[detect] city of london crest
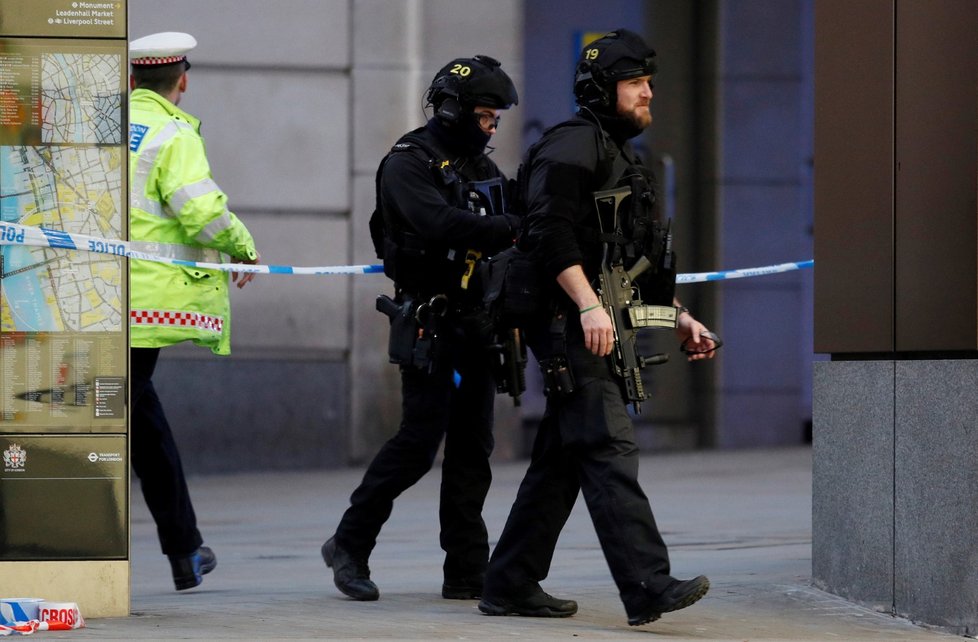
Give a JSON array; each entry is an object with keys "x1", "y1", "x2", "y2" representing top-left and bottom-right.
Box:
[{"x1": 3, "y1": 444, "x2": 26, "y2": 469}]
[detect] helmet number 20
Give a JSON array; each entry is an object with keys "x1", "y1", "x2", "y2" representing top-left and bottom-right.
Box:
[{"x1": 450, "y1": 64, "x2": 471, "y2": 77}]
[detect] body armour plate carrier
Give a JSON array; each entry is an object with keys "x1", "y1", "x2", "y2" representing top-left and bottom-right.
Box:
[{"x1": 369, "y1": 131, "x2": 506, "y2": 297}]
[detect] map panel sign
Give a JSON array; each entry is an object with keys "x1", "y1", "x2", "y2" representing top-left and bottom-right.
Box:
[
  {"x1": 0, "y1": 37, "x2": 126, "y2": 433},
  {"x1": 0, "y1": 1, "x2": 125, "y2": 39}
]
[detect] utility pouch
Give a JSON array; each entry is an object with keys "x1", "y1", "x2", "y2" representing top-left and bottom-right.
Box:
[
  {"x1": 490, "y1": 327, "x2": 528, "y2": 406},
  {"x1": 539, "y1": 355, "x2": 575, "y2": 397},
  {"x1": 483, "y1": 246, "x2": 549, "y2": 323},
  {"x1": 412, "y1": 294, "x2": 449, "y2": 372},
  {"x1": 412, "y1": 333, "x2": 434, "y2": 371}
]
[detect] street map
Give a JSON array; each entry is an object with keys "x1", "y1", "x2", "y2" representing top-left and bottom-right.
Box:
[
  {"x1": 41, "y1": 52, "x2": 122, "y2": 144},
  {"x1": 1, "y1": 144, "x2": 124, "y2": 332}
]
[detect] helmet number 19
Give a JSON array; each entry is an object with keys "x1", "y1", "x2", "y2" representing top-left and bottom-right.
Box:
[{"x1": 584, "y1": 48, "x2": 599, "y2": 60}]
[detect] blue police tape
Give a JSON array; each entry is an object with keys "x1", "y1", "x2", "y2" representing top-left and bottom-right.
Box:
[
  {"x1": 0, "y1": 221, "x2": 811, "y2": 282},
  {"x1": 0, "y1": 221, "x2": 383, "y2": 275},
  {"x1": 677, "y1": 260, "x2": 813, "y2": 284}
]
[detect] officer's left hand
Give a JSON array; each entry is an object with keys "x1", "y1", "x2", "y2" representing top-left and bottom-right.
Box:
[
  {"x1": 676, "y1": 314, "x2": 717, "y2": 362},
  {"x1": 231, "y1": 253, "x2": 260, "y2": 289}
]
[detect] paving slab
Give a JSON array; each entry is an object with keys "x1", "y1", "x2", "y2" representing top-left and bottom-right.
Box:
[{"x1": 39, "y1": 447, "x2": 959, "y2": 640}]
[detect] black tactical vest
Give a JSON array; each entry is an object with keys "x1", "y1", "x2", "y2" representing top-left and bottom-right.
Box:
[{"x1": 369, "y1": 128, "x2": 502, "y2": 298}]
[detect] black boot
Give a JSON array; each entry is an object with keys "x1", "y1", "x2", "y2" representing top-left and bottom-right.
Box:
[
  {"x1": 627, "y1": 575, "x2": 710, "y2": 626},
  {"x1": 168, "y1": 545, "x2": 217, "y2": 591},
  {"x1": 442, "y1": 574, "x2": 484, "y2": 600},
  {"x1": 321, "y1": 536, "x2": 379, "y2": 601},
  {"x1": 478, "y1": 588, "x2": 577, "y2": 617}
]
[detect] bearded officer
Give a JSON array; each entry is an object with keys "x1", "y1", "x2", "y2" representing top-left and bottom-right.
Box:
[{"x1": 479, "y1": 29, "x2": 715, "y2": 626}]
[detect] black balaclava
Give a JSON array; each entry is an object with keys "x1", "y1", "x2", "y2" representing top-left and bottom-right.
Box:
[
  {"x1": 427, "y1": 113, "x2": 492, "y2": 157},
  {"x1": 425, "y1": 55, "x2": 518, "y2": 156}
]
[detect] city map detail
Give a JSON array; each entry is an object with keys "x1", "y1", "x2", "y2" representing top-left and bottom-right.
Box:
[
  {"x1": 41, "y1": 52, "x2": 122, "y2": 144},
  {"x1": 1, "y1": 144, "x2": 123, "y2": 332}
]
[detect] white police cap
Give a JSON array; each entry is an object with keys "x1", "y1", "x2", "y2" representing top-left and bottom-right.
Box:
[{"x1": 130, "y1": 32, "x2": 197, "y2": 67}]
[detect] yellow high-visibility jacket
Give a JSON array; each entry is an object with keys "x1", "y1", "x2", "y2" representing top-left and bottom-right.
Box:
[{"x1": 129, "y1": 88, "x2": 257, "y2": 355}]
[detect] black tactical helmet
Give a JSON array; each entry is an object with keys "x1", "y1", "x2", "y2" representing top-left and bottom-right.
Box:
[
  {"x1": 426, "y1": 55, "x2": 518, "y2": 124},
  {"x1": 574, "y1": 29, "x2": 657, "y2": 111}
]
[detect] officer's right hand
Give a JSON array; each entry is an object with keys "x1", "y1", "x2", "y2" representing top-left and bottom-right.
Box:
[
  {"x1": 231, "y1": 252, "x2": 260, "y2": 289},
  {"x1": 581, "y1": 306, "x2": 614, "y2": 357}
]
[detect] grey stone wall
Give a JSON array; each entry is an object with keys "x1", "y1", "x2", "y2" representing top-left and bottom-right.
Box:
[
  {"x1": 812, "y1": 361, "x2": 893, "y2": 610},
  {"x1": 154, "y1": 355, "x2": 348, "y2": 474},
  {"x1": 129, "y1": 0, "x2": 355, "y2": 471},
  {"x1": 813, "y1": 360, "x2": 978, "y2": 635}
]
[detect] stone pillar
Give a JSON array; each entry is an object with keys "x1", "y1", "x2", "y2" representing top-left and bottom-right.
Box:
[{"x1": 813, "y1": 0, "x2": 978, "y2": 633}]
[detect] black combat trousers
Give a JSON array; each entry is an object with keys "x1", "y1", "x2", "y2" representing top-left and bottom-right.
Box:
[
  {"x1": 334, "y1": 320, "x2": 496, "y2": 581},
  {"x1": 483, "y1": 341, "x2": 675, "y2": 614},
  {"x1": 130, "y1": 347, "x2": 203, "y2": 557}
]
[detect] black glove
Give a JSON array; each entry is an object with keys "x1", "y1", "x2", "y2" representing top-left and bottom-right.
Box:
[{"x1": 492, "y1": 213, "x2": 521, "y2": 247}]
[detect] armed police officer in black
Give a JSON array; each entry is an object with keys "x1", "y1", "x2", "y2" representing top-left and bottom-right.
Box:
[
  {"x1": 479, "y1": 30, "x2": 717, "y2": 627},
  {"x1": 323, "y1": 56, "x2": 520, "y2": 602}
]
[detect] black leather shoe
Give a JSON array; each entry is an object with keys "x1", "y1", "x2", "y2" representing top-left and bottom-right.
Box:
[
  {"x1": 169, "y1": 545, "x2": 217, "y2": 591},
  {"x1": 442, "y1": 576, "x2": 484, "y2": 600},
  {"x1": 478, "y1": 590, "x2": 578, "y2": 618},
  {"x1": 627, "y1": 575, "x2": 710, "y2": 626},
  {"x1": 321, "y1": 536, "x2": 379, "y2": 601}
]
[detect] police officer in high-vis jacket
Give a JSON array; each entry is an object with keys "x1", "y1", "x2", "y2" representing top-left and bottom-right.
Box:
[
  {"x1": 322, "y1": 56, "x2": 519, "y2": 602},
  {"x1": 479, "y1": 29, "x2": 716, "y2": 627},
  {"x1": 128, "y1": 32, "x2": 259, "y2": 591}
]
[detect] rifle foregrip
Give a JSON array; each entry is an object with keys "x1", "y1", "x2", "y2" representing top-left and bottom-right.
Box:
[{"x1": 641, "y1": 353, "x2": 669, "y2": 366}]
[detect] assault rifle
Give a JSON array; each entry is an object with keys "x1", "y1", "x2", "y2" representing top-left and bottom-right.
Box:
[{"x1": 593, "y1": 186, "x2": 677, "y2": 413}]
